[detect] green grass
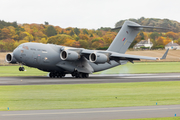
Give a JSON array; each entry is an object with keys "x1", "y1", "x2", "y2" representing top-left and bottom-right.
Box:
[
  {"x1": 0, "y1": 62, "x2": 180, "y2": 76},
  {"x1": 0, "y1": 66, "x2": 47, "y2": 76},
  {"x1": 96, "y1": 62, "x2": 180, "y2": 74},
  {"x1": 0, "y1": 81, "x2": 180, "y2": 111},
  {"x1": 119, "y1": 117, "x2": 180, "y2": 120}
]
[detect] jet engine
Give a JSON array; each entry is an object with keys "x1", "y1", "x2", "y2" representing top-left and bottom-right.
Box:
[
  {"x1": 89, "y1": 53, "x2": 108, "y2": 64},
  {"x1": 6, "y1": 53, "x2": 17, "y2": 64},
  {"x1": 60, "y1": 50, "x2": 80, "y2": 61}
]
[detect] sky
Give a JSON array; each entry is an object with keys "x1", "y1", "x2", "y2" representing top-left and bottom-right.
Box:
[{"x1": 0, "y1": 0, "x2": 180, "y2": 29}]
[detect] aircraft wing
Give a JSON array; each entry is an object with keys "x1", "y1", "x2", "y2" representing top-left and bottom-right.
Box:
[
  {"x1": 110, "y1": 53, "x2": 157, "y2": 61},
  {"x1": 81, "y1": 48, "x2": 169, "y2": 63},
  {"x1": 110, "y1": 48, "x2": 169, "y2": 62}
]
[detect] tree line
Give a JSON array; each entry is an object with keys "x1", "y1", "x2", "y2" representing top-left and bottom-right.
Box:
[{"x1": 0, "y1": 18, "x2": 180, "y2": 52}]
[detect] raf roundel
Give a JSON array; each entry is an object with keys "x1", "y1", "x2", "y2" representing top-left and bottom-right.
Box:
[{"x1": 122, "y1": 38, "x2": 126, "y2": 41}]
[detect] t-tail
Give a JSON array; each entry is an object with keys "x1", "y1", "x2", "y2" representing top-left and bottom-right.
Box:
[{"x1": 107, "y1": 21, "x2": 170, "y2": 53}]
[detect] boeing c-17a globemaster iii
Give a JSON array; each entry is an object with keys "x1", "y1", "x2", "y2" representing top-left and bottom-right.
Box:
[{"x1": 6, "y1": 21, "x2": 169, "y2": 78}]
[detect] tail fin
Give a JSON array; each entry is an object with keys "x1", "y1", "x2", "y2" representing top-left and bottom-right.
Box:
[
  {"x1": 107, "y1": 21, "x2": 141, "y2": 53},
  {"x1": 107, "y1": 21, "x2": 170, "y2": 53}
]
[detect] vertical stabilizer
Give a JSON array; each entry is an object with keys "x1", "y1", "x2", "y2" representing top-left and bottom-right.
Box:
[{"x1": 107, "y1": 21, "x2": 141, "y2": 53}]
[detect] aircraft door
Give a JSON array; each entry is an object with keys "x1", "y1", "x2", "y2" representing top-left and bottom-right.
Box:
[{"x1": 37, "y1": 56, "x2": 41, "y2": 64}]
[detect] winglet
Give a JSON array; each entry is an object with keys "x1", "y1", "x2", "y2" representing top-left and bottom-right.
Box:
[{"x1": 160, "y1": 48, "x2": 169, "y2": 60}]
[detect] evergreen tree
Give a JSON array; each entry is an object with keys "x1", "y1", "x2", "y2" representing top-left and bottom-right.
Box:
[{"x1": 46, "y1": 26, "x2": 57, "y2": 37}]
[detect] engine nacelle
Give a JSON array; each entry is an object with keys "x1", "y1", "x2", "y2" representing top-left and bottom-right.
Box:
[
  {"x1": 6, "y1": 53, "x2": 17, "y2": 64},
  {"x1": 60, "y1": 50, "x2": 80, "y2": 61},
  {"x1": 89, "y1": 53, "x2": 108, "y2": 64}
]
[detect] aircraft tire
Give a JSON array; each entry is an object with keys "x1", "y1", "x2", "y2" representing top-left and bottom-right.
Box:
[
  {"x1": 84, "y1": 73, "x2": 89, "y2": 78},
  {"x1": 79, "y1": 73, "x2": 82, "y2": 78},
  {"x1": 49, "y1": 72, "x2": 54, "y2": 78},
  {"x1": 19, "y1": 67, "x2": 22, "y2": 71},
  {"x1": 81, "y1": 73, "x2": 89, "y2": 78},
  {"x1": 21, "y1": 67, "x2": 25, "y2": 71},
  {"x1": 19, "y1": 67, "x2": 25, "y2": 71},
  {"x1": 62, "y1": 73, "x2": 66, "y2": 77}
]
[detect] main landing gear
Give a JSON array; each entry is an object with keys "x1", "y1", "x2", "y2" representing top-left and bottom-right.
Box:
[
  {"x1": 49, "y1": 71, "x2": 89, "y2": 78},
  {"x1": 49, "y1": 72, "x2": 66, "y2": 78},
  {"x1": 71, "y1": 71, "x2": 89, "y2": 78},
  {"x1": 19, "y1": 67, "x2": 25, "y2": 71}
]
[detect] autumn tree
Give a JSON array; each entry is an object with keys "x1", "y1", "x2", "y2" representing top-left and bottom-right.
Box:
[
  {"x1": 0, "y1": 28, "x2": 11, "y2": 39},
  {"x1": 19, "y1": 32, "x2": 34, "y2": 41},
  {"x1": 79, "y1": 40, "x2": 88, "y2": 48},
  {"x1": 2, "y1": 39, "x2": 16, "y2": 51},
  {"x1": 78, "y1": 33, "x2": 89, "y2": 40},
  {"x1": 47, "y1": 34, "x2": 78, "y2": 47},
  {"x1": 91, "y1": 37, "x2": 105, "y2": 49},
  {"x1": 149, "y1": 32, "x2": 161, "y2": 40},
  {"x1": 165, "y1": 32, "x2": 178, "y2": 40}
]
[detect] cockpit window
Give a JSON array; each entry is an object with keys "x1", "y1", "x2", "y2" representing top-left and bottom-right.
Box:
[
  {"x1": 23, "y1": 45, "x2": 29, "y2": 50},
  {"x1": 18, "y1": 45, "x2": 23, "y2": 49},
  {"x1": 17, "y1": 44, "x2": 29, "y2": 50}
]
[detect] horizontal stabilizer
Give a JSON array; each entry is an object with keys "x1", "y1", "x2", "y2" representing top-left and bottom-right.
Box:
[
  {"x1": 111, "y1": 26, "x2": 122, "y2": 30},
  {"x1": 112, "y1": 25, "x2": 171, "y2": 30},
  {"x1": 128, "y1": 25, "x2": 172, "y2": 30}
]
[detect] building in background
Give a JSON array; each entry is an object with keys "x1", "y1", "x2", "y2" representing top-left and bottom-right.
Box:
[
  {"x1": 165, "y1": 41, "x2": 180, "y2": 50},
  {"x1": 133, "y1": 39, "x2": 153, "y2": 49}
]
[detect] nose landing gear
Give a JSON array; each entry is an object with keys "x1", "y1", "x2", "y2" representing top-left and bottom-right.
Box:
[{"x1": 19, "y1": 67, "x2": 25, "y2": 71}]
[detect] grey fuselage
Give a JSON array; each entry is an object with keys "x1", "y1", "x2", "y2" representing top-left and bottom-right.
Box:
[{"x1": 12, "y1": 42, "x2": 127, "y2": 74}]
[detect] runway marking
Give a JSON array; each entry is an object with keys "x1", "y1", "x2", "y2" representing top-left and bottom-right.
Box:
[{"x1": 2, "y1": 107, "x2": 180, "y2": 116}]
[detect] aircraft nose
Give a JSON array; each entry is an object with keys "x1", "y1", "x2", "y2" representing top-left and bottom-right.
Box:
[{"x1": 13, "y1": 48, "x2": 19, "y2": 59}]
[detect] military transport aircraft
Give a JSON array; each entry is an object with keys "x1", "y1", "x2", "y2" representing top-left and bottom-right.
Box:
[{"x1": 6, "y1": 21, "x2": 169, "y2": 78}]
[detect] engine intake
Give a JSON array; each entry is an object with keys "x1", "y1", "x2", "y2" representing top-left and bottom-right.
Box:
[
  {"x1": 6, "y1": 53, "x2": 17, "y2": 64},
  {"x1": 89, "y1": 53, "x2": 108, "y2": 64},
  {"x1": 60, "y1": 50, "x2": 80, "y2": 61}
]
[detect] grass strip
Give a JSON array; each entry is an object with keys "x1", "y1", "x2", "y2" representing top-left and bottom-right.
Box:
[
  {"x1": 96, "y1": 62, "x2": 180, "y2": 74},
  {"x1": 1, "y1": 62, "x2": 180, "y2": 77},
  {"x1": 0, "y1": 81, "x2": 180, "y2": 111}
]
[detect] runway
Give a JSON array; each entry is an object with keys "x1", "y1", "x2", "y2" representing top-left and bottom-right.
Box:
[
  {"x1": 0, "y1": 105, "x2": 179, "y2": 120},
  {"x1": 0, "y1": 73, "x2": 180, "y2": 85},
  {"x1": 0, "y1": 73, "x2": 180, "y2": 119}
]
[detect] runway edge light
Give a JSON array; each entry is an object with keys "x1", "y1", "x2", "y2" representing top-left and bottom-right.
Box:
[{"x1": 7, "y1": 107, "x2": 9, "y2": 111}]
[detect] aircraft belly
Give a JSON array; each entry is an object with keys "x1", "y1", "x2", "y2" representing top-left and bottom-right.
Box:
[{"x1": 56, "y1": 57, "x2": 94, "y2": 74}]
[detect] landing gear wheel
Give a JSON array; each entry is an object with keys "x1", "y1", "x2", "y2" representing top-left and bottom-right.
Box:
[
  {"x1": 82, "y1": 73, "x2": 89, "y2": 78},
  {"x1": 49, "y1": 72, "x2": 53, "y2": 78},
  {"x1": 62, "y1": 73, "x2": 66, "y2": 77},
  {"x1": 19, "y1": 67, "x2": 22, "y2": 71},
  {"x1": 56, "y1": 73, "x2": 62, "y2": 78},
  {"x1": 49, "y1": 72, "x2": 65, "y2": 78},
  {"x1": 21, "y1": 67, "x2": 25, "y2": 71},
  {"x1": 78, "y1": 73, "x2": 82, "y2": 78},
  {"x1": 49, "y1": 72, "x2": 56, "y2": 78},
  {"x1": 19, "y1": 67, "x2": 25, "y2": 71}
]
